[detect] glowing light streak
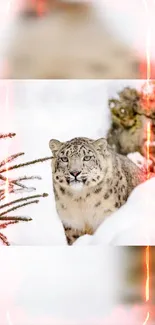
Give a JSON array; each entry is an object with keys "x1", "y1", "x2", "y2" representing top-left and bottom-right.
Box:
[
  {"x1": 146, "y1": 121, "x2": 151, "y2": 178},
  {"x1": 142, "y1": 1, "x2": 151, "y2": 325},
  {"x1": 143, "y1": 246, "x2": 150, "y2": 325},
  {"x1": 143, "y1": 312, "x2": 150, "y2": 325},
  {"x1": 145, "y1": 246, "x2": 150, "y2": 303},
  {"x1": 142, "y1": 0, "x2": 151, "y2": 81}
]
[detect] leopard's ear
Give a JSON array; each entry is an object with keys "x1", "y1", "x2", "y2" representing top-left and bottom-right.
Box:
[
  {"x1": 93, "y1": 138, "x2": 107, "y2": 152},
  {"x1": 49, "y1": 139, "x2": 63, "y2": 156}
]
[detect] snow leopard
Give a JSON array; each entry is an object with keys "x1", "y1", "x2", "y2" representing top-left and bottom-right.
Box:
[{"x1": 49, "y1": 137, "x2": 145, "y2": 245}]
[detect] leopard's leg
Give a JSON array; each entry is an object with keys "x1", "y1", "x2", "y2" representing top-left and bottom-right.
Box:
[
  {"x1": 63, "y1": 226, "x2": 85, "y2": 245},
  {"x1": 64, "y1": 225, "x2": 94, "y2": 245}
]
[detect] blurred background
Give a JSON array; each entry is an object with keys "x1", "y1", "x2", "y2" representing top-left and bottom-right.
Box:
[
  {"x1": 119, "y1": 247, "x2": 155, "y2": 324},
  {"x1": 0, "y1": 0, "x2": 155, "y2": 79},
  {"x1": 120, "y1": 247, "x2": 155, "y2": 304}
]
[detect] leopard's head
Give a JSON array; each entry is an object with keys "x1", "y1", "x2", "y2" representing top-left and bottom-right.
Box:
[{"x1": 49, "y1": 137, "x2": 110, "y2": 191}]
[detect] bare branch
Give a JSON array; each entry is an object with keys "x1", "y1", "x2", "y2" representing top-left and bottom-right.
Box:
[
  {"x1": 0, "y1": 156, "x2": 53, "y2": 173},
  {"x1": 0, "y1": 152, "x2": 24, "y2": 168},
  {"x1": 0, "y1": 175, "x2": 36, "y2": 192},
  {"x1": 0, "y1": 192, "x2": 48, "y2": 210},
  {"x1": 12, "y1": 175, "x2": 42, "y2": 182},
  {"x1": 0, "y1": 220, "x2": 19, "y2": 229},
  {"x1": 0, "y1": 133, "x2": 16, "y2": 139},
  {"x1": 0, "y1": 132, "x2": 50, "y2": 245},
  {"x1": 0, "y1": 216, "x2": 32, "y2": 221},
  {"x1": 0, "y1": 233, "x2": 10, "y2": 245},
  {"x1": 0, "y1": 200, "x2": 40, "y2": 216}
]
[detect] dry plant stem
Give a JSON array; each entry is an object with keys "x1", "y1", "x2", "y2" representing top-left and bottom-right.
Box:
[
  {"x1": 0, "y1": 188, "x2": 18, "y2": 201},
  {"x1": 12, "y1": 175, "x2": 42, "y2": 182},
  {"x1": 0, "y1": 189, "x2": 13, "y2": 200},
  {"x1": 0, "y1": 156, "x2": 53, "y2": 173},
  {"x1": 0, "y1": 220, "x2": 19, "y2": 229},
  {"x1": 0, "y1": 193, "x2": 48, "y2": 210},
  {"x1": 0, "y1": 174, "x2": 42, "y2": 192},
  {"x1": 0, "y1": 152, "x2": 24, "y2": 169},
  {"x1": 0, "y1": 216, "x2": 32, "y2": 221},
  {"x1": 0, "y1": 174, "x2": 36, "y2": 192},
  {"x1": 0, "y1": 187, "x2": 37, "y2": 201},
  {"x1": 0, "y1": 133, "x2": 50, "y2": 245},
  {"x1": 0, "y1": 200, "x2": 39, "y2": 216},
  {"x1": 0, "y1": 174, "x2": 38, "y2": 185},
  {"x1": 0, "y1": 133, "x2": 16, "y2": 139},
  {"x1": 0, "y1": 233, "x2": 10, "y2": 245},
  {"x1": 3, "y1": 187, "x2": 33, "y2": 196}
]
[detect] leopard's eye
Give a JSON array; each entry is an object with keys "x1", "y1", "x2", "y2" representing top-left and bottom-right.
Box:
[
  {"x1": 61, "y1": 157, "x2": 68, "y2": 162},
  {"x1": 83, "y1": 156, "x2": 91, "y2": 161}
]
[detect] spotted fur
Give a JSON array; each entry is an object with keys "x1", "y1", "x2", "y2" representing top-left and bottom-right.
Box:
[{"x1": 49, "y1": 137, "x2": 145, "y2": 245}]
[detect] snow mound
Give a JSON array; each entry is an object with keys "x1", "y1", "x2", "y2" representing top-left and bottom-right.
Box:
[{"x1": 75, "y1": 177, "x2": 155, "y2": 245}]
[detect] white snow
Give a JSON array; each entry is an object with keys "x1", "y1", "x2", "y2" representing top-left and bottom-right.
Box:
[
  {"x1": 0, "y1": 246, "x2": 143, "y2": 325},
  {"x1": 127, "y1": 152, "x2": 152, "y2": 170},
  {"x1": 76, "y1": 177, "x2": 155, "y2": 246},
  {"x1": 0, "y1": 79, "x2": 155, "y2": 246}
]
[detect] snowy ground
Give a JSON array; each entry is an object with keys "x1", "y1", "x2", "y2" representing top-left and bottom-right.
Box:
[
  {"x1": 0, "y1": 246, "x2": 146, "y2": 325},
  {"x1": 0, "y1": 79, "x2": 155, "y2": 246}
]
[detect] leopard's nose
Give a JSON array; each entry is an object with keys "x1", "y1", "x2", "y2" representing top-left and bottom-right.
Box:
[{"x1": 70, "y1": 170, "x2": 81, "y2": 177}]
